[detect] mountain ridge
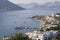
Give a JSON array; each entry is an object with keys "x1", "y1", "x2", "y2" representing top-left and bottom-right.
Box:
[
  {"x1": 18, "y1": 1, "x2": 60, "y2": 11},
  {"x1": 0, "y1": 0, "x2": 25, "y2": 12}
]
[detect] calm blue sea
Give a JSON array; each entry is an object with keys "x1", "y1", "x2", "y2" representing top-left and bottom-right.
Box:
[{"x1": 0, "y1": 10, "x2": 60, "y2": 37}]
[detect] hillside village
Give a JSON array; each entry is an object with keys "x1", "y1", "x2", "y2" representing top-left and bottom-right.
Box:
[
  {"x1": 27, "y1": 13, "x2": 60, "y2": 40},
  {"x1": 32, "y1": 13, "x2": 60, "y2": 31}
]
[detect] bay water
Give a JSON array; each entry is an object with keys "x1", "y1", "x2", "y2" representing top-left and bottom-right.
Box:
[{"x1": 0, "y1": 10, "x2": 59, "y2": 37}]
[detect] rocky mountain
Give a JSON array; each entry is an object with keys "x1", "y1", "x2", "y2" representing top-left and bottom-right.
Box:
[
  {"x1": 0, "y1": 0, "x2": 25, "y2": 12},
  {"x1": 18, "y1": 1, "x2": 60, "y2": 11},
  {"x1": 18, "y1": 3, "x2": 39, "y2": 9},
  {"x1": 38, "y1": 1, "x2": 60, "y2": 11}
]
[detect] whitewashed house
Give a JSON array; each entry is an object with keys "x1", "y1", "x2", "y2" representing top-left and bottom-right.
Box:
[
  {"x1": 2, "y1": 37, "x2": 10, "y2": 40},
  {"x1": 25, "y1": 31, "x2": 58, "y2": 40}
]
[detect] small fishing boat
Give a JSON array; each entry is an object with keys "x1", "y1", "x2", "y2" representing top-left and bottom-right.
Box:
[{"x1": 15, "y1": 25, "x2": 25, "y2": 30}]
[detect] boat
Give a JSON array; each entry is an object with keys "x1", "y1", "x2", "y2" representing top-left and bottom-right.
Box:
[{"x1": 15, "y1": 25, "x2": 25, "y2": 30}]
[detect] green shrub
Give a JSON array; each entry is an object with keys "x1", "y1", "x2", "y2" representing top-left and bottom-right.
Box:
[{"x1": 9, "y1": 33, "x2": 30, "y2": 40}]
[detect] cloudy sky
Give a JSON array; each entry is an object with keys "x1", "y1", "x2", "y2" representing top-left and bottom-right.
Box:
[{"x1": 9, "y1": 0, "x2": 60, "y2": 4}]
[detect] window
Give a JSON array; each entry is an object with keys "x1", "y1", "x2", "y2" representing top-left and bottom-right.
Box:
[{"x1": 38, "y1": 39, "x2": 40, "y2": 40}]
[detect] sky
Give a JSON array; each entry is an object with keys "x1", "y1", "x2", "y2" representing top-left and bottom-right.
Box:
[{"x1": 9, "y1": 0, "x2": 60, "y2": 4}]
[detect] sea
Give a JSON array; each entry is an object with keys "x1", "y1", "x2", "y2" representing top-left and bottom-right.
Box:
[{"x1": 0, "y1": 10, "x2": 60, "y2": 37}]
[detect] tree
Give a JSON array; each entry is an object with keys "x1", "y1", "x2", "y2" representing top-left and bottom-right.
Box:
[
  {"x1": 9, "y1": 33, "x2": 31, "y2": 40},
  {"x1": 46, "y1": 22, "x2": 60, "y2": 31},
  {"x1": 52, "y1": 33, "x2": 60, "y2": 40},
  {"x1": 40, "y1": 28, "x2": 44, "y2": 32}
]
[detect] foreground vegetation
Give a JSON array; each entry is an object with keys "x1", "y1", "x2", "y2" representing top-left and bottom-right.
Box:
[
  {"x1": 3, "y1": 33, "x2": 31, "y2": 40},
  {"x1": 9, "y1": 33, "x2": 31, "y2": 40}
]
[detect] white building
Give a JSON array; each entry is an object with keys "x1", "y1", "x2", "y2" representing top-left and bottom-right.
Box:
[
  {"x1": 2, "y1": 37, "x2": 10, "y2": 40},
  {"x1": 25, "y1": 31, "x2": 58, "y2": 40}
]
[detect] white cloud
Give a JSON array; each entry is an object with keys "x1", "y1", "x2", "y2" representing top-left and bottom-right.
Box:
[{"x1": 9, "y1": 0, "x2": 60, "y2": 4}]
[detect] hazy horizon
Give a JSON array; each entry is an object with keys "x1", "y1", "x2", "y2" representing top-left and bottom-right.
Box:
[{"x1": 9, "y1": 0, "x2": 60, "y2": 4}]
